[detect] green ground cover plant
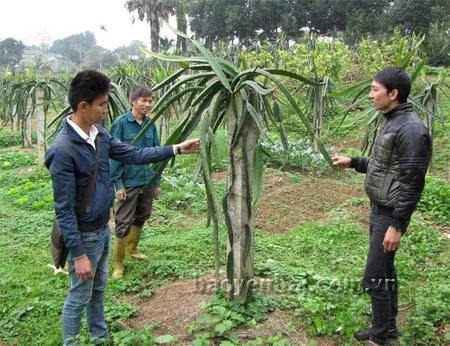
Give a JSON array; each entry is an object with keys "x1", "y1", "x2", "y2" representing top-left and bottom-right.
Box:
[
  {"x1": 0, "y1": 146, "x2": 448, "y2": 345},
  {"x1": 417, "y1": 175, "x2": 450, "y2": 225},
  {"x1": 260, "y1": 134, "x2": 328, "y2": 172},
  {"x1": 0, "y1": 150, "x2": 37, "y2": 168},
  {"x1": 0, "y1": 128, "x2": 22, "y2": 147}
]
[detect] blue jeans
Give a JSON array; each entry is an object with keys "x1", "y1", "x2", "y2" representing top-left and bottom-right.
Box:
[{"x1": 62, "y1": 224, "x2": 110, "y2": 345}]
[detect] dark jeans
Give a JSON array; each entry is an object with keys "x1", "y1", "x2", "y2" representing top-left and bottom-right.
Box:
[
  {"x1": 114, "y1": 185, "x2": 154, "y2": 238},
  {"x1": 363, "y1": 210, "x2": 400, "y2": 345}
]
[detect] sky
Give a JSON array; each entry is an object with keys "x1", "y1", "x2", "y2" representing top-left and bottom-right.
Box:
[{"x1": 0, "y1": 0, "x2": 176, "y2": 50}]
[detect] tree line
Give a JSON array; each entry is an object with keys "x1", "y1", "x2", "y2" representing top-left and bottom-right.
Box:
[
  {"x1": 1, "y1": 0, "x2": 449, "y2": 70},
  {"x1": 186, "y1": 0, "x2": 449, "y2": 44},
  {"x1": 127, "y1": 0, "x2": 450, "y2": 64}
]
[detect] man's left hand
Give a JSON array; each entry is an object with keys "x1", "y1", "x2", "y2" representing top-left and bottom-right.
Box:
[
  {"x1": 382, "y1": 226, "x2": 402, "y2": 253},
  {"x1": 153, "y1": 187, "x2": 162, "y2": 199}
]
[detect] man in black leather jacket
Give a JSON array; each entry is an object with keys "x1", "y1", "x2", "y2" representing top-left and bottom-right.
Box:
[{"x1": 333, "y1": 67, "x2": 432, "y2": 346}]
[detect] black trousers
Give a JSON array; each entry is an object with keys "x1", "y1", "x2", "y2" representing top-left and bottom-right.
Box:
[{"x1": 363, "y1": 209, "x2": 401, "y2": 345}]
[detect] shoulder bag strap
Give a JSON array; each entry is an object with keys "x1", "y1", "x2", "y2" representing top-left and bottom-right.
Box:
[{"x1": 76, "y1": 135, "x2": 101, "y2": 219}]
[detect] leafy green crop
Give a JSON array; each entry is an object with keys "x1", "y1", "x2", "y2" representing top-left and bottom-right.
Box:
[
  {"x1": 188, "y1": 289, "x2": 275, "y2": 344},
  {"x1": 0, "y1": 129, "x2": 22, "y2": 147},
  {"x1": 417, "y1": 175, "x2": 450, "y2": 225},
  {"x1": 261, "y1": 135, "x2": 328, "y2": 171},
  {"x1": 0, "y1": 151, "x2": 37, "y2": 169}
]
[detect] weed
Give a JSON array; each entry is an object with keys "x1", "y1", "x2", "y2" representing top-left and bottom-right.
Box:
[
  {"x1": 0, "y1": 129, "x2": 22, "y2": 147},
  {"x1": 188, "y1": 288, "x2": 275, "y2": 344},
  {"x1": 105, "y1": 300, "x2": 139, "y2": 322},
  {"x1": 156, "y1": 162, "x2": 209, "y2": 216},
  {"x1": 143, "y1": 260, "x2": 191, "y2": 279},
  {"x1": 110, "y1": 324, "x2": 178, "y2": 345},
  {"x1": 0, "y1": 151, "x2": 37, "y2": 168},
  {"x1": 417, "y1": 174, "x2": 450, "y2": 225},
  {"x1": 261, "y1": 135, "x2": 328, "y2": 172}
]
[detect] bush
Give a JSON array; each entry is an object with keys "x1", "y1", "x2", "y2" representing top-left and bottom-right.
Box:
[
  {"x1": 0, "y1": 129, "x2": 22, "y2": 147},
  {"x1": 354, "y1": 29, "x2": 422, "y2": 79},
  {"x1": 244, "y1": 38, "x2": 353, "y2": 82},
  {"x1": 0, "y1": 151, "x2": 37, "y2": 169},
  {"x1": 417, "y1": 175, "x2": 450, "y2": 225},
  {"x1": 402, "y1": 281, "x2": 450, "y2": 345},
  {"x1": 261, "y1": 135, "x2": 328, "y2": 171}
]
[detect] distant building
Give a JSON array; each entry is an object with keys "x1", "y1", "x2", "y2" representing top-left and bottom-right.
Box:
[{"x1": 20, "y1": 49, "x2": 67, "y2": 71}]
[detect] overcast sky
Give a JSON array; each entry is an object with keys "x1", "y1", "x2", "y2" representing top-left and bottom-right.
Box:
[{"x1": 0, "y1": 0, "x2": 176, "y2": 50}]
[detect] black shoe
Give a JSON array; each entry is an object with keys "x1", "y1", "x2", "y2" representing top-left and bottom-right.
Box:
[
  {"x1": 364, "y1": 342, "x2": 390, "y2": 346},
  {"x1": 355, "y1": 328, "x2": 399, "y2": 341}
]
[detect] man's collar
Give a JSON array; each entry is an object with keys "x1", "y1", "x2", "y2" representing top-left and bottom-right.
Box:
[
  {"x1": 65, "y1": 114, "x2": 99, "y2": 145},
  {"x1": 383, "y1": 103, "x2": 413, "y2": 118},
  {"x1": 126, "y1": 110, "x2": 149, "y2": 124},
  {"x1": 126, "y1": 111, "x2": 136, "y2": 122}
]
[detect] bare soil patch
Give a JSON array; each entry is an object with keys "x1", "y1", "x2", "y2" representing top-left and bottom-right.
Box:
[
  {"x1": 255, "y1": 170, "x2": 368, "y2": 233},
  {"x1": 212, "y1": 169, "x2": 369, "y2": 233},
  {"x1": 212, "y1": 170, "x2": 228, "y2": 182},
  {"x1": 0, "y1": 145, "x2": 35, "y2": 153},
  {"x1": 333, "y1": 138, "x2": 363, "y2": 153},
  {"x1": 120, "y1": 276, "x2": 213, "y2": 341},
  {"x1": 119, "y1": 274, "x2": 350, "y2": 345}
]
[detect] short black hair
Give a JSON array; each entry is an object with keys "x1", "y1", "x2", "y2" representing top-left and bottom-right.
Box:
[
  {"x1": 374, "y1": 67, "x2": 411, "y2": 103},
  {"x1": 130, "y1": 85, "x2": 153, "y2": 101},
  {"x1": 68, "y1": 70, "x2": 110, "y2": 112}
]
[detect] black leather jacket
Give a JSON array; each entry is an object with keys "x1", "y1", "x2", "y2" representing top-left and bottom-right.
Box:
[{"x1": 350, "y1": 103, "x2": 432, "y2": 233}]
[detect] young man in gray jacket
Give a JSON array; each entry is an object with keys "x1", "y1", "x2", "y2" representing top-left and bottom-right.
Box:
[{"x1": 333, "y1": 67, "x2": 431, "y2": 346}]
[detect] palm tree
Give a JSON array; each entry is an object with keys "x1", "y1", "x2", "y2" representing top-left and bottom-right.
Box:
[
  {"x1": 175, "y1": 0, "x2": 187, "y2": 52},
  {"x1": 159, "y1": 36, "x2": 175, "y2": 54},
  {"x1": 125, "y1": 0, "x2": 175, "y2": 52}
]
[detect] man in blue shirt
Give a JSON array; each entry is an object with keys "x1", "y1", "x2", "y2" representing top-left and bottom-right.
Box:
[
  {"x1": 46, "y1": 71, "x2": 199, "y2": 345},
  {"x1": 110, "y1": 85, "x2": 162, "y2": 279}
]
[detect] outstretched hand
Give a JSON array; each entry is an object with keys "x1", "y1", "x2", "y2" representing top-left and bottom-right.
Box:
[
  {"x1": 332, "y1": 155, "x2": 352, "y2": 169},
  {"x1": 178, "y1": 139, "x2": 200, "y2": 154}
]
